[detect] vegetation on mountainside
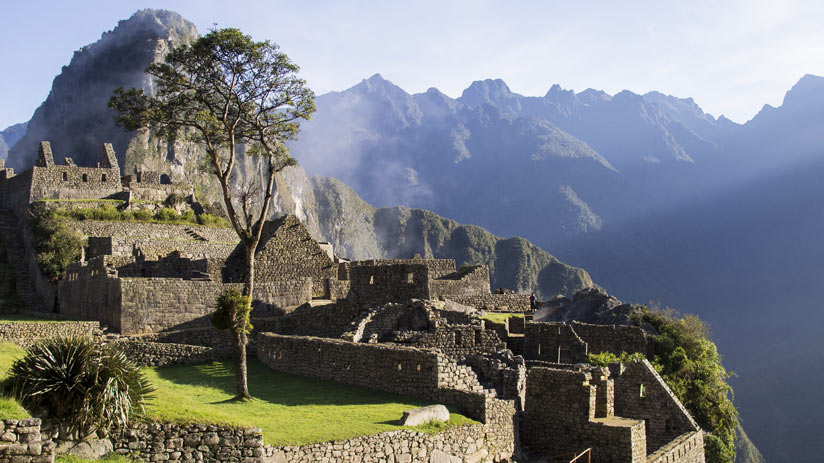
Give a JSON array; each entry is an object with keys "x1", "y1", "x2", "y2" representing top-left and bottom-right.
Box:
[
  {"x1": 52, "y1": 204, "x2": 230, "y2": 228},
  {"x1": 29, "y1": 208, "x2": 83, "y2": 281},
  {"x1": 144, "y1": 359, "x2": 474, "y2": 445},
  {"x1": 588, "y1": 307, "x2": 738, "y2": 463},
  {"x1": 6, "y1": 335, "x2": 153, "y2": 439}
]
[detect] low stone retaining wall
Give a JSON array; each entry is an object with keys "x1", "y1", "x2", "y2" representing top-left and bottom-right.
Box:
[
  {"x1": 0, "y1": 418, "x2": 55, "y2": 463},
  {"x1": 116, "y1": 340, "x2": 231, "y2": 367},
  {"x1": 647, "y1": 431, "x2": 704, "y2": 463},
  {"x1": 113, "y1": 417, "x2": 516, "y2": 463},
  {"x1": 445, "y1": 294, "x2": 530, "y2": 312},
  {"x1": 113, "y1": 422, "x2": 262, "y2": 462},
  {"x1": 0, "y1": 321, "x2": 100, "y2": 347}
]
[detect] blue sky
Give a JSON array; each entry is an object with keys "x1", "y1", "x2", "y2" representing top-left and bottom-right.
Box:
[{"x1": 2, "y1": 0, "x2": 824, "y2": 129}]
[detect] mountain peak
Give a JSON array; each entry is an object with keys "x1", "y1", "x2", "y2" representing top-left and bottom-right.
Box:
[
  {"x1": 458, "y1": 79, "x2": 515, "y2": 107},
  {"x1": 782, "y1": 74, "x2": 824, "y2": 107}
]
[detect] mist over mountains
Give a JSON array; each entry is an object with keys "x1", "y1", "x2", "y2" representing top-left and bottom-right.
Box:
[{"x1": 5, "y1": 8, "x2": 824, "y2": 461}]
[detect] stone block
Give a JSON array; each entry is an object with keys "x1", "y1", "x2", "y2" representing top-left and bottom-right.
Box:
[{"x1": 400, "y1": 405, "x2": 450, "y2": 426}]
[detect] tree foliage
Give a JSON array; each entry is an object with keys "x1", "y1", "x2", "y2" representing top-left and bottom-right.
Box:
[
  {"x1": 212, "y1": 288, "x2": 252, "y2": 334},
  {"x1": 29, "y1": 208, "x2": 83, "y2": 282},
  {"x1": 110, "y1": 27, "x2": 315, "y2": 399},
  {"x1": 632, "y1": 307, "x2": 738, "y2": 463},
  {"x1": 6, "y1": 335, "x2": 153, "y2": 439}
]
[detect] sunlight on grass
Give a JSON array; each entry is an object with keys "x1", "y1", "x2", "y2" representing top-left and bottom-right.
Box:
[
  {"x1": 482, "y1": 313, "x2": 524, "y2": 324},
  {"x1": 56, "y1": 454, "x2": 137, "y2": 463},
  {"x1": 144, "y1": 359, "x2": 476, "y2": 445},
  {"x1": 0, "y1": 342, "x2": 29, "y2": 419},
  {"x1": 0, "y1": 314, "x2": 64, "y2": 323}
]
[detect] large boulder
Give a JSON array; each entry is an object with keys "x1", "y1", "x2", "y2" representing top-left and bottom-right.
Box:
[{"x1": 400, "y1": 404, "x2": 450, "y2": 426}]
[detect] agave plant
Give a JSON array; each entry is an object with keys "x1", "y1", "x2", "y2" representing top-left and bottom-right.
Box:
[{"x1": 6, "y1": 335, "x2": 153, "y2": 439}]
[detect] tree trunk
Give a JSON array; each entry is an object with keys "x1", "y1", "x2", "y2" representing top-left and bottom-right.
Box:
[{"x1": 233, "y1": 243, "x2": 255, "y2": 400}]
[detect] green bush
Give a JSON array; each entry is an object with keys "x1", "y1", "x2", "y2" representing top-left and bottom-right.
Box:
[
  {"x1": 198, "y1": 213, "x2": 230, "y2": 228},
  {"x1": 29, "y1": 209, "x2": 83, "y2": 282},
  {"x1": 153, "y1": 207, "x2": 180, "y2": 222},
  {"x1": 632, "y1": 307, "x2": 738, "y2": 463},
  {"x1": 587, "y1": 351, "x2": 646, "y2": 367},
  {"x1": 6, "y1": 335, "x2": 153, "y2": 439},
  {"x1": 163, "y1": 193, "x2": 186, "y2": 208},
  {"x1": 132, "y1": 209, "x2": 153, "y2": 221}
]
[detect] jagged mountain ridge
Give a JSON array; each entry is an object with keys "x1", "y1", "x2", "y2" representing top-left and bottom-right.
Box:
[{"x1": 7, "y1": 9, "x2": 198, "y2": 171}]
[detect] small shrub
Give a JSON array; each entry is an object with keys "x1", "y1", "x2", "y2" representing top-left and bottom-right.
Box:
[
  {"x1": 212, "y1": 288, "x2": 252, "y2": 334},
  {"x1": 6, "y1": 335, "x2": 153, "y2": 439},
  {"x1": 198, "y1": 213, "x2": 230, "y2": 228},
  {"x1": 181, "y1": 210, "x2": 196, "y2": 223},
  {"x1": 163, "y1": 193, "x2": 186, "y2": 209},
  {"x1": 153, "y1": 207, "x2": 180, "y2": 222},
  {"x1": 132, "y1": 209, "x2": 153, "y2": 221},
  {"x1": 587, "y1": 351, "x2": 646, "y2": 367}
]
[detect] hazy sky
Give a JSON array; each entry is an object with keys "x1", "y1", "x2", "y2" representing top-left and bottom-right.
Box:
[{"x1": 2, "y1": 0, "x2": 823, "y2": 129}]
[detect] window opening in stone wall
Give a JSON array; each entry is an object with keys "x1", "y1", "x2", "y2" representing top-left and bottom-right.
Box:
[
  {"x1": 537, "y1": 343, "x2": 541, "y2": 355},
  {"x1": 407, "y1": 272, "x2": 414, "y2": 284},
  {"x1": 397, "y1": 363, "x2": 402, "y2": 371},
  {"x1": 639, "y1": 384, "x2": 646, "y2": 398},
  {"x1": 82, "y1": 173, "x2": 88, "y2": 182},
  {"x1": 369, "y1": 275, "x2": 374, "y2": 285},
  {"x1": 62, "y1": 172, "x2": 67, "y2": 181},
  {"x1": 474, "y1": 329, "x2": 483, "y2": 345},
  {"x1": 101, "y1": 173, "x2": 107, "y2": 182},
  {"x1": 454, "y1": 331, "x2": 463, "y2": 346}
]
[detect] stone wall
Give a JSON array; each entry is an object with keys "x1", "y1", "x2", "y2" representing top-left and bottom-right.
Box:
[
  {"x1": 445, "y1": 294, "x2": 531, "y2": 312},
  {"x1": 118, "y1": 278, "x2": 311, "y2": 334},
  {"x1": 610, "y1": 361, "x2": 699, "y2": 453},
  {"x1": 647, "y1": 431, "x2": 704, "y2": 463},
  {"x1": 116, "y1": 340, "x2": 231, "y2": 367},
  {"x1": 522, "y1": 367, "x2": 646, "y2": 463},
  {"x1": 353, "y1": 259, "x2": 457, "y2": 279},
  {"x1": 0, "y1": 418, "x2": 54, "y2": 463},
  {"x1": 410, "y1": 325, "x2": 506, "y2": 360},
  {"x1": 258, "y1": 333, "x2": 441, "y2": 398},
  {"x1": 73, "y1": 221, "x2": 238, "y2": 243},
  {"x1": 0, "y1": 321, "x2": 100, "y2": 347},
  {"x1": 571, "y1": 321, "x2": 649, "y2": 358},
  {"x1": 113, "y1": 422, "x2": 263, "y2": 463},
  {"x1": 223, "y1": 215, "x2": 337, "y2": 298},
  {"x1": 429, "y1": 266, "x2": 491, "y2": 299},
  {"x1": 523, "y1": 322, "x2": 588, "y2": 363},
  {"x1": 60, "y1": 258, "x2": 312, "y2": 334},
  {"x1": 347, "y1": 263, "x2": 431, "y2": 305},
  {"x1": 29, "y1": 166, "x2": 122, "y2": 202},
  {"x1": 88, "y1": 236, "x2": 236, "y2": 262},
  {"x1": 269, "y1": 301, "x2": 366, "y2": 339}
]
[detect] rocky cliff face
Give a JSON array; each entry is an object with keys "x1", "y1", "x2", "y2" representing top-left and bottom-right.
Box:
[
  {"x1": 7, "y1": 9, "x2": 198, "y2": 171},
  {"x1": 0, "y1": 122, "x2": 27, "y2": 161}
]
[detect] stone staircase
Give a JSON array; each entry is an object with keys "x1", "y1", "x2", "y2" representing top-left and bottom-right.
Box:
[
  {"x1": 0, "y1": 211, "x2": 47, "y2": 312},
  {"x1": 184, "y1": 227, "x2": 207, "y2": 241}
]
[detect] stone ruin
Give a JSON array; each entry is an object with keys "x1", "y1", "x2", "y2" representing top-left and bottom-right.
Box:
[{"x1": 0, "y1": 140, "x2": 706, "y2": 463}]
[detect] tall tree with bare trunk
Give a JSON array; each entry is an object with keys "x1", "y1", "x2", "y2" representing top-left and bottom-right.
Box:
[{"x1": 109, "y1": 28, "x2": 315, "y2": 399}]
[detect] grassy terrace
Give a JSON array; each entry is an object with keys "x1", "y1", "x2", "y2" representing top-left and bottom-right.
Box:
[
  {"x1": 145, "y1": 359, "x2": 475, "y2": 445},
  {"x1": 0, "y1": 343, "x2": 475, "y2": 445},
  {"x1": 0, "y1": 314, "x2": 65, "y2": 323}
]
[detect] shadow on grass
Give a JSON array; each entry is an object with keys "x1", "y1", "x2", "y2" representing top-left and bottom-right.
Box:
[{"x1": 154, "y1": 358, "x2": 434, "y2": 409}]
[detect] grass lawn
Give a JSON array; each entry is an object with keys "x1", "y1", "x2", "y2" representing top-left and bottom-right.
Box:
[
  {"x1": 145, "y1": 359, "x2": 476, "y2": 445},
  {"x1": 0, "y1": 342, "x2": 29, "y2": 419},
  {"x1": 0, "y1": 314, "x2": 64, "y2": 323},
  {"x1": 482, "y1": 313, "x2": 524, "y2": 324}
]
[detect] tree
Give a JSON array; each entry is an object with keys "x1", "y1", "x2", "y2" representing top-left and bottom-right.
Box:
[{"x1": 109, "y1": 28, "x2": 315, "y2": 399}]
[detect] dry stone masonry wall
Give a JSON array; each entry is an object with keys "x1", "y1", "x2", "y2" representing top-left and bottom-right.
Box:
[
  {"x1": 0, "y1": 321, "x2": 100, "y2": 347},
  {"x1": 0, "y1": 419, "x2": 54, "y2": 463}
]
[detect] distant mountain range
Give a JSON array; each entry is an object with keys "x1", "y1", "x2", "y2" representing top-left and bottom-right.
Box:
[
  {"x1": 0, "y1": 122, "x2": 26, "y2": 161},
  {"x1": 9, "y1": 8, "x2": 824, "y2": 461},
  {"x1": 286, "y1": 71, "x2": 824, "y2": 462}
]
